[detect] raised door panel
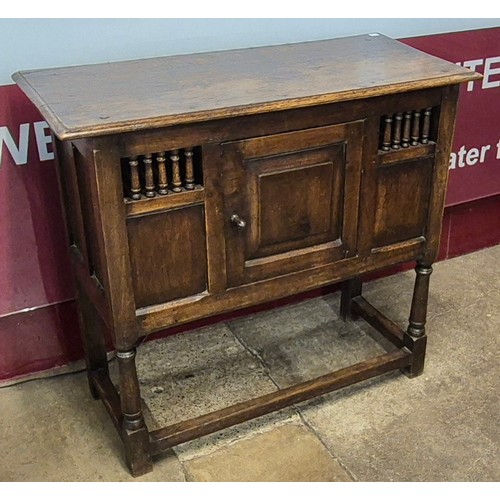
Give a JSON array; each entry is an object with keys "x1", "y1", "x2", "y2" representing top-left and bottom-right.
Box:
[
  {"x1": 247, "y1": 146, "x2": 344, "y2": 259},
  {"x1": 222, "y1": 122, "x2": 364, "y2": 287}
]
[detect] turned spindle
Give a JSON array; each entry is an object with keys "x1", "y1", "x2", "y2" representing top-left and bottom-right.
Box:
[
  {"x1": 184, "y1": 148, "x2": 195, "y2": 190},
  {"x1": 156, "y1": 152, "x2": 168, "y2": 195},
  {"x1": 411, "y1": 110, "x2": 421, "y2": 146},
  {"x1": 402, "y1": 111, "x2": 411, "y2": 148},
  {"x1": 381, "y1": 116, "x2": 393, "y2": 151},
  {"x1": 391, "y1": 113, "x2": 403, "y2": 149},
  {"x1": 143, "y1": 154, "x2": 155, "y2": 198},
  {"x1": 421, "y1": 107, "x2": 432, "y2": 144},
  {"x1": 129, "y1": 156, "x2": 141, "y2": 200},
  {"x1": 171, "y1": 149, "x2": 182, "y2": 192}
]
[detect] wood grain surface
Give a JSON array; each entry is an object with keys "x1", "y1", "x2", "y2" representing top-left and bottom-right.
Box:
[{"x1": 13, "y1": 34, "x2": 480, "y2": 139}]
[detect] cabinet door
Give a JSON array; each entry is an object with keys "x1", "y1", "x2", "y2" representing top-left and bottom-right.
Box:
[{"x1": 221, "y1": 121, "x2": 364, "y2": 287}]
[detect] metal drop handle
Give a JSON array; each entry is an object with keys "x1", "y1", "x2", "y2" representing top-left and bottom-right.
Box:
[{"x1": 230, "y1": 214, "x2": 247, "y2": 229}]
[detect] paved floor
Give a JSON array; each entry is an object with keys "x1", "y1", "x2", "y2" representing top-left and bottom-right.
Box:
[{"x1": 1, "y1": 246, "x2": 499, "y2": 481}]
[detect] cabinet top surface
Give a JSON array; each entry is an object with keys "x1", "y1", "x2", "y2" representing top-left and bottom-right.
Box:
[{"x1": 13, "y1": 34, "x2": 480, "y2": 140}]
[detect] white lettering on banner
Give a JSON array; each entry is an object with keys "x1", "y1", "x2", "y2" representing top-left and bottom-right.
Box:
[
  {"x1": 33, "y1": 121, "x2": 55, "y2": 161},
  {"x1": 483, "y1": 57, "x2": 500, "y2": 89},
  {"x1": 0, "y1": 121, "x2": 53, "y2": 167},
  {"x1": 457, "y1": 56, "x2": 500, "y2": 91},
  {"x1": 449, "y1": 140, "x2": 499, "y2": 169},
  {"x1": 0, "y1": 123, "x2": 30, "y2": 165}
]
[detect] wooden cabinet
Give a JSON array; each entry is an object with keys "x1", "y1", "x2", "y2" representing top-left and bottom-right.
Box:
[{"x1": 13, "y1": 34, "x2": 480, "y2": 476}]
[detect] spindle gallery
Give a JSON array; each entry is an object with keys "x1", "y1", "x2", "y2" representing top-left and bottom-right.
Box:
[
  {"x1": 124, "y1": 148, "x2": 201, "y2": 200},
  {"x1": 13, "y1": 34, "x2": 480, "y2": 476},
  {"x1": 380, "y1": 107, "x2": 434, "y2": 151}
]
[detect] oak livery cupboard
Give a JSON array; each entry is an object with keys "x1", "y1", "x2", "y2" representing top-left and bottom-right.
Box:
[{"x1": 13, "y1": 34, "x2": 480, "y2": 476}]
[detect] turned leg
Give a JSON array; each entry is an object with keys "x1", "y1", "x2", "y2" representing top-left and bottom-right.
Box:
[
  {"x1": 340, "y1": 278, "x2": 362, "y2": 321},
  {"x1": 403, "y1": 263, "x2": 433, "y2": 377},
  {"x1": 117, "y1": 348, "x2": 153, "y2": 476},
  {"x1": 76, "y1": 284, "x2": 109, "y2": 399}
]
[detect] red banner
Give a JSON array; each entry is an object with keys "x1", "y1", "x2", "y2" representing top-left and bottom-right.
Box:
[
  {"x1": 0, "y1": 85, "x2": 73, "y2": 317},
  {"x1": 402, "y1": 27, "x2": 500, "y2": 206}
]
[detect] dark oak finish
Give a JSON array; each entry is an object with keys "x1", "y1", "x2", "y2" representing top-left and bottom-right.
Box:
[
  {"x1": 143, "y1": 154, "x2": 155, "y2": 198},
  {"x1": 382, "y1": 117, "x2": 392, "y2": 151},
  {"x1": 351, "y1": 296, "x2": 405, "y2": 349},
  {"x1": 106, "y1": 87, "x2": 444, "y2": 159},
  {"x1": 423, "y1": 85, "x2": 461, "y2": 264},
  {"x1": 90, "y1": 369, "x2": 123, "y2": 434},
  {"x1": 340, "y1": 279, "x2": 363, "y2": 321},
  {"x1": 117, "y1": 349, "x2": 152, "y2": 476},
  {"x1": 72, "y1": 146, "x2": 107, "y2": 284},
  {"x1": 392, "y1": 113, "x2": 403, "y2": 149},
  {"x1": 91, "y1": 147, "x2": 138, "y2": 350},
  {"x1": 13, "y1": 35, "x2": 480, "y2": 476},
  {"x1": 124, "y1": 186, "x2": 204, "y2": 217},
  {"x1": 372, "y1": 157, "x2": 434, "y2": 249},
  {"x1": 407, "y1": 264, "x2": 433, "y2": 338},
  {"x1": 222, "y1": 122, "x2": 363, "y2": 287},
  {"x1": 75, "y1": 283, "x2": 110, "y2": 399},
  {"x1": 379, "y1": 143, "x2": 435, "y2": 166},
  {"x1": 156, "y1": 152, "x2": 169, "y2": 195},
  {"x1": 421, "y1": 107, "x2": 432, "y2": 144},
  {"x1": 136, "y1": 236, "x2": 427, "y2": 333},
  {"x1": 53, "y1": 141, "x2": 89, "y2": 264},
  {"x1": 184, "y1": 148, "x2": 195, "y2": 190},
  {"x1": 127, "y1": 206, "x2": 208, "y2": 307},
  {"x1": 170, "y1": 150, "x2": 182, "y2": 193},
  {"x1": 128, "y1": 157, "x2": 141, "y2": 200},
  {"x1": 402, "y1": 111, "x2": 412, "y2": 148}
]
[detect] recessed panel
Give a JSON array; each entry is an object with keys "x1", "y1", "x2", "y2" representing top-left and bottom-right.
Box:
[
  {"x1": 245, "y1": 146, "x2": 344, "y2": 260},
  {"x1": 127, "y1": 206, "x2": 207, "y2": 308},
  {"x1": 373, "y1": 158, "x2": 433, "y2": 249},
  {"x1": 259, "y1": 162, "x2": 334, "y2": 247}
]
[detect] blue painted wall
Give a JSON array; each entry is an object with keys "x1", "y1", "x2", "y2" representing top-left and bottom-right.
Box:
[{"x1": 1, "y1": 18, "x2": 499, "y2": 84}]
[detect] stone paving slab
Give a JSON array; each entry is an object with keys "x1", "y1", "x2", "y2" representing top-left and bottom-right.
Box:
[
  {"x1": 183, "y1": 424, "x2": 352, "y2": 482},
  {"x1": 299, "y1": 367, "x2": 499, "y2": 481},
  {"x1": 136, "y1": 324, "x2": 276, "y2": 426},
  {"x1": 135, "y1": 323, "x2": 301, "y2": 460},
  {"x1": 228, "y1": 298, "x2": 385, "y2": 388}
]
